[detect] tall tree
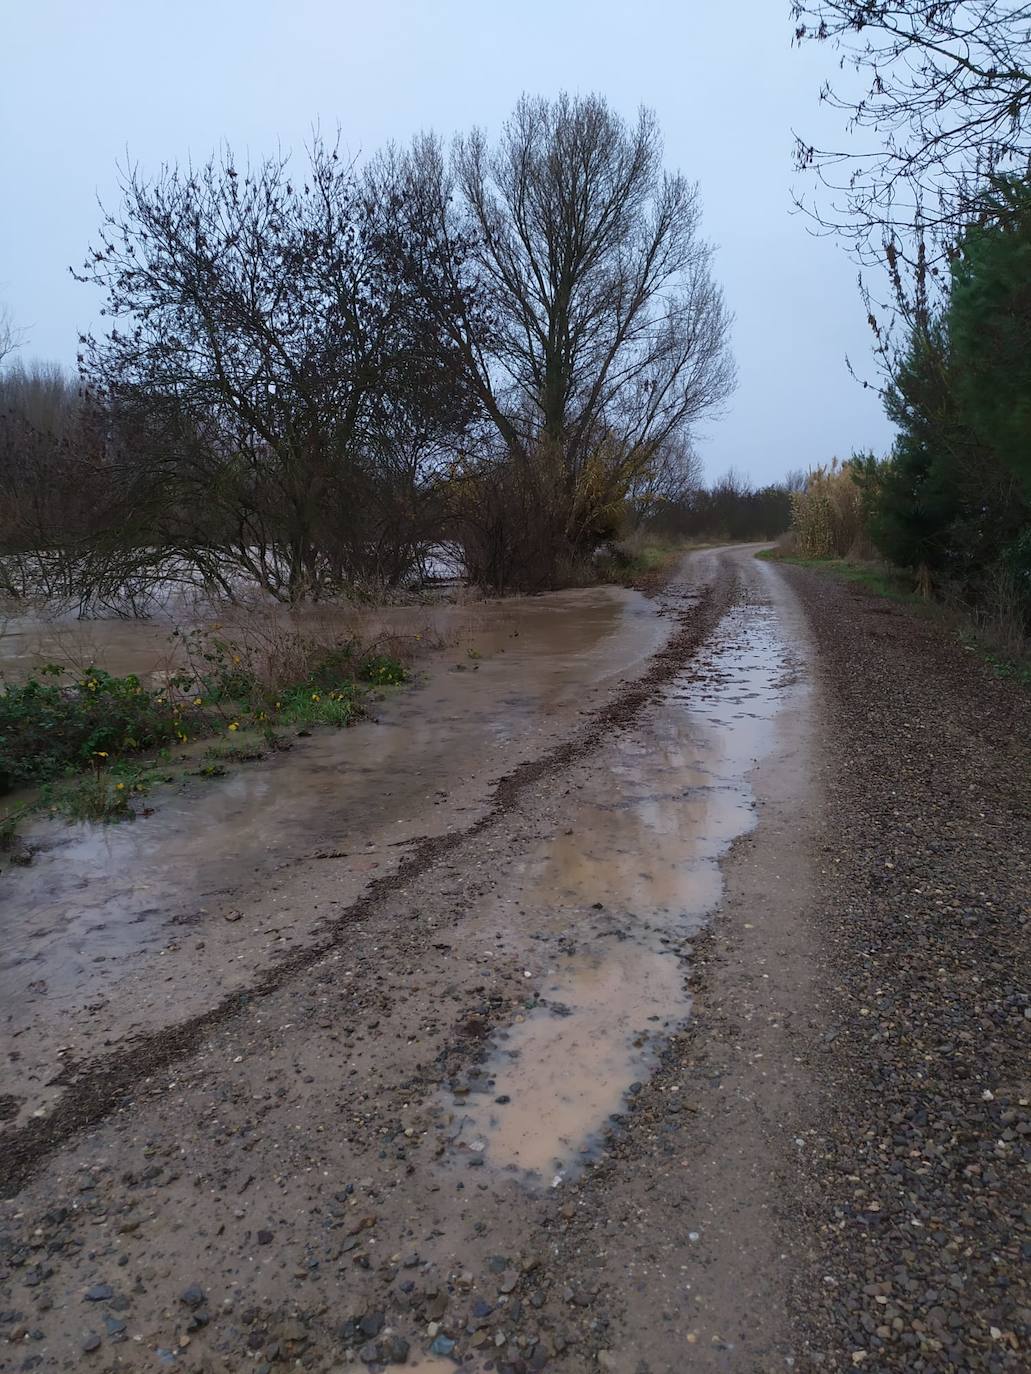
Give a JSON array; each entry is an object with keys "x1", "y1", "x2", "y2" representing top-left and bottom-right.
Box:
[
  {"x1": 388, "y1": 93, "x2": 735, "y2": 562},
  {"x1": 949, "y1": 176, "x2": 1031, "y2": 494}
]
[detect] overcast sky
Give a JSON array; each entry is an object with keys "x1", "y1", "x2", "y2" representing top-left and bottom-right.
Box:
[{"x1": 0, "y1": 0, "x2": 895, "y2": 484}]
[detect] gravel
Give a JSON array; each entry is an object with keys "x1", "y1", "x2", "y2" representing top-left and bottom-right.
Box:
[
  {"x1": 781, "y1": 568, "x2": 1029, "y2": 1373},
  {"x1": 0, "y1": 554, "x2": 1024, "y2": 1373}
]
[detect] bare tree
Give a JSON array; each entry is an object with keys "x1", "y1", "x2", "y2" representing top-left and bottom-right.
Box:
[
  {"x1": 387, "y1": 93, "x2": 735, "y2": 575},
  {"x1": 76, "y1": 138, "x2": 471, "y2": 603},
  {"x1": 0, "y1": 305, "x2": 24, "y2": 370},
  {"x1": 792, "y1": 2, "x2": 1031, "y2": 259}
]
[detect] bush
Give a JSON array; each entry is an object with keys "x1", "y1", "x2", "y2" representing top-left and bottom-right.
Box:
[
  {"x1": 790, "y1": 460, "x2": 867, "y2": 559},
  {"x1": 0, "y1": 667, "x2": 198, "y2": 794},
  {"x1": 359, "y1": 654, "x2": 408, "y2": 686}
]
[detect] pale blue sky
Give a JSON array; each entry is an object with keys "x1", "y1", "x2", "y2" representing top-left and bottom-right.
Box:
[{"x1": 0, "y1": 0, "x2": 895, "y2": 482}]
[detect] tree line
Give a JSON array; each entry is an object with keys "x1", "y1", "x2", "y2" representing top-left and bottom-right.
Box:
[
  {"x1": 1, "y1": 93, "x2": 743, "y2": 608},
  {"x1": 794, "y1": 2, "x2": 1031, "y2": 640}
]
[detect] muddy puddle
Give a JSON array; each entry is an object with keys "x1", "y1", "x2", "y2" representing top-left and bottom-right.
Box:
[
  {"x1": 443, "y1": 594, "x2": 804, "y2": 1186},
  {"x1": 0, "y1": 584, "x2": 668, "y2": 1126}
]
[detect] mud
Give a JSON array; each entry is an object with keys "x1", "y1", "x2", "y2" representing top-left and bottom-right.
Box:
[
  {"x1": 443, "y1": 593, "x2": 800, "y2": 1187},
  {"x1": 1, "y1": 585, "x2": 665, "y2": 1132},
  {"x1": 0, "y1": 546, "x2": 820, "y2": 1373}
]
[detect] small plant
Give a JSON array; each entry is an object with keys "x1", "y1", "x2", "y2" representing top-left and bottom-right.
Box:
[
  {"x1": 193, "y1": 762, "x2": 228, "y2": 778},
  {"x1": 55, "y1": 770, "x2": 137, "y2": 823},
  {"x1": 175, "y1": 627, "x2": 257, "y2": 702},
  {"x1": 359, "y1": 654, "x2": 408, "y2": 686},
  {"x1": 205, "y1": 740, "x2": 266, "y2": 763},
  {"x1": 0, "y1": 804, "x2": 32, "y2": 852},
  {"x1": 275, "y1": 683, "x2": 364, "y2": 728}
]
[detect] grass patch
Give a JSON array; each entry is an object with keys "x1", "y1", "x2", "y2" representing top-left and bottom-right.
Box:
[
  {"x1": 759, "y1": 550, "x2": 1030, "y2": 688},
  {"x1": 205, "y1": 739, "x2": 266, "y2": 764},
  {"x1": 756, "y1": 550, "x2": 918, "y2": 602},
  {"x1": 596, "y1": 535, "x2": 689, "y2": 586},
  {"x1": 272, "y1": 683, "x2": 365, "y2": 728}
]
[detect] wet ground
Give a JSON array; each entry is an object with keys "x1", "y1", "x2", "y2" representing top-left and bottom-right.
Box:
[
  {"x1": 2, "y1": 545, "x2": 1025, "y2": 1373},
  {"x1": 443, "y1": 595, "x2": 801, "y2": 1188},
  {"x1": 0, "y1": 547, "x2": 822, "y2": 1370},
  {"x1": 1, "y1": 585, "x2": 665, "y2": 1130}
]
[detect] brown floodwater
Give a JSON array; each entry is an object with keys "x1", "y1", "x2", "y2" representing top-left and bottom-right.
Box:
[
  {"x1": 443, "y1": 587, "x2": 806, "y2": 1186},
  {"x1": 0, "y1": 584, "x2": 669, "y2": 1126}
]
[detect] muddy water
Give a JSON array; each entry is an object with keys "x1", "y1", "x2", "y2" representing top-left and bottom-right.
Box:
[
  {"x1": 0, "y1": 585, "x2": 668, "y2": 1126},
  {"x1": 444, "y1": 590, "x2": 804, "y2": 1185}
]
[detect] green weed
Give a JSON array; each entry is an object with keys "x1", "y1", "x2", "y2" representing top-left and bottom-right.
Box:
[
  {"x1": 358, "y1": 654, "x2": 408, "y2": 686},
  {"x1": 0, "y1": 666, "x2": 201, "y2": 795},
  {"x1": 50, "y1": 765, "x2": 153, "y2": 823},
  {"x1": 274, "y1": 683, "x2": 364, "y2": 728}
]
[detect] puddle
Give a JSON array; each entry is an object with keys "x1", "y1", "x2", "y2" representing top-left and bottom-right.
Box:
[
  {"x1": 444, "y1": 598, "x2": 804, "y2": 1185},
  {"x1": 0, "y1": 584, "x2": 668, "y2": 1124}
]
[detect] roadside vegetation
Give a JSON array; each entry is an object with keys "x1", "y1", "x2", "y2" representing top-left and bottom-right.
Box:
[
  {"x1": 0, "y1": 629, "x2": 409, "y2": 846},
  {"x1": 764, "y1": 449, "x2": 1029, "y2": 683},
  {"x1": 788, "y1": 3, "x2": 1030, "y2": 675}
]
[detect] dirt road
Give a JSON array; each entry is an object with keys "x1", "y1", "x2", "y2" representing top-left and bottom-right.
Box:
[{"x1": 1, "y1": 547, "x2": 1026, "y2": 1373}]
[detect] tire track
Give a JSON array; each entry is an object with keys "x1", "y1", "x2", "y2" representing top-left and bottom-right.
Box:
[{"x1": 1, "y1": 555, "x2": 739, "y2": 1195}]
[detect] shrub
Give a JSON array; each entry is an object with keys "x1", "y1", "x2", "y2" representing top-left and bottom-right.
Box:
[
  {"x1": 359, "y1": 654, "x2": 408, "y2": 686},
  {"x1": 0, "y1": 667, "x2": 199, "y2": 794},
  {"x1": 790, "y1": 460, "x2": 867, "y2": 559}
]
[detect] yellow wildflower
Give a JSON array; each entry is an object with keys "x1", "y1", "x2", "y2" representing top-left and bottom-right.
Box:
[
  {"x1": 228, "y1": 721, "x2": 239, "y2": 732},
  {"x1": 193, "y1": 697, "x2": 203, "y2": 706},
  {"x1": 115, "y1": 782, "x2": 125, "y2": 791}
]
